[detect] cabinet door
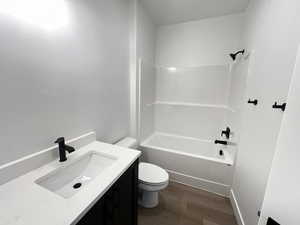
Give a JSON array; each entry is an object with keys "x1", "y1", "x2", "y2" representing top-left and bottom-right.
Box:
[
  {"x1": 116, "y1": 169, "x2": 134, "y2": 225},
  {"x1": 113, "y1": 160, "x2": 138, "y2": 225},
  {"x1": 104, "y1": 187, "x2": 119, "y2": 225},
  {"x1": 76, "y1": 197, "x2": 105, "y2": 225},
  {"x1": 77, "y1": 159, "x2": 139, "y2": 225}
]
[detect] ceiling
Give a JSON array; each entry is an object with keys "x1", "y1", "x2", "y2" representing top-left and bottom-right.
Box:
[{"x1": 141, "y1": 0, "x2": 250, "y2": 25}]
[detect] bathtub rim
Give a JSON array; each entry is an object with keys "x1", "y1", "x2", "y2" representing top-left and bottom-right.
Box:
[{"x1": 140, "y1": 134, "x2": 234, "y2": 166}]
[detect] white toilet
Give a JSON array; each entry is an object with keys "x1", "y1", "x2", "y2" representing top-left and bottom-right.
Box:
[{"x1": 115, "y1": 137, "x2": 169, "y2": 208}]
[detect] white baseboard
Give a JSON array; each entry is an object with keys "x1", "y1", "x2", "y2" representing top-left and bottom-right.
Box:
[
  {"x1": 168, "y1": 169, "x2": 230, "y2": 197},
  {"x1": 230, "y1": 189, "x2": 245, "y2": 225}
]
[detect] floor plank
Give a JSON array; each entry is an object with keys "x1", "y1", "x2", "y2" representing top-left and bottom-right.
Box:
[{"x1": 138, "y1": 182, "x2": 238, "y2": 225}]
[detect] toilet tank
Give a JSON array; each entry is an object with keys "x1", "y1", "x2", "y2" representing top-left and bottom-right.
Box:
[{"x1": 115, "y1": 137, "x2": 138, "y2": 149}]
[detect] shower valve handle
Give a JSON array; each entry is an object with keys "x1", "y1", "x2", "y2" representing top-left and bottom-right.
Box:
[{"x1": 221, "y1": 127, "x2": 231, "y2": 139}]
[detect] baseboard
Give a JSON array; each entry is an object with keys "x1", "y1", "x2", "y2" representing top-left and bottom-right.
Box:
[
  {"x1": 230, "y1": 189, "x2": 245, "y2": 225},
  {"x1": 167, "y1": 169, "x2": 230, "y2": 197}
]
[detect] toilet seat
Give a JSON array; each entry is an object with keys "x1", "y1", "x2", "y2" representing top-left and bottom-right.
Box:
[{"x1": 139, "y1": 163, "x2": 169, "y2": 186}]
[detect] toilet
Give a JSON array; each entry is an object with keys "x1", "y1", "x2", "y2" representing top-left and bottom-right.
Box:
[{"x1": 115, "y1": 137, "x2": 169, "y2": 208}]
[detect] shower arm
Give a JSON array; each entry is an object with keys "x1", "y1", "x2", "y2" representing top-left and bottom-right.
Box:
[{"x1": 230, "y1": 49, "x2": 245, "y2": 61}]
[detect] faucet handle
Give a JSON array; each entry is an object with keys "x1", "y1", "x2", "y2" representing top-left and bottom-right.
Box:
[{"x1": 55, "y1": 137, "x2": 65, "y2": 144}]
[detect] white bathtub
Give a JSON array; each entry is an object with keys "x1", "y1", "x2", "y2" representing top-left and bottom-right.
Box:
[{"x1": 139, "y1": 133, "x2": 236, "y2": 196}]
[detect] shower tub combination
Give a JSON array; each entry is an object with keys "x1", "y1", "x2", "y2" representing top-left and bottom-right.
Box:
[
  {"x1": 139, "y1": 132, "x2": 236, "y2": 196},
  {"x1": 137, "y1": 60, "x2": 244, "y2": 196}
]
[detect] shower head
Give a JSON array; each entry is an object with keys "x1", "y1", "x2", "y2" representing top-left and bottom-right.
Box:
[{"x1": 230, "y1": 49, "x2": 245, "y2": 61}]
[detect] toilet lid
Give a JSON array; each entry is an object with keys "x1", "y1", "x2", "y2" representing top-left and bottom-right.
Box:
[{"x1": 139, "y1": 163, "x2": 169, "y2": 185}]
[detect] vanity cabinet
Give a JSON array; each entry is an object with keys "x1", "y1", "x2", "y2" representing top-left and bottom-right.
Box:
[{"x1": 77, "y1": 159, "x2": 139, "y2": 225}]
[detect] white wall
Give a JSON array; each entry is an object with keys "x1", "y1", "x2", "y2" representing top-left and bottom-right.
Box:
[
  {"x1": 156, "y1": 66, "x2": 231, "y2": 105},
  {"x1": 137, "y1": 1, "x2": 156, "y2": 64},
  {"x1": 136, "y1": 0, "x2": 157, "y2": 141},
  {"x1": 258, "y1": 46, "x2": 300, "y2": 225},
  {"x1": 155, "y1": 104, "x2": 228, "y2": 140},
  {"x1": 156, "y1": 13, "x2": 244, "y2": 67},
  {"x1": 152, "y1": 14, "x2": 244, "y2": 141},
  {"x1": 154, "y1": 65, "x2": 231, "y2": 140},
  {"x1": 224, "y1": 56, "x2": 250, "y2": 146},
  {"x1": 139, "y1": 61, "x2": 156, "y2": 141},
  {"x1": 231, "y1": 0, "x2": 300, "y2": 224},
  {"x1": 0, "y1": 0, "x2": 131, "y2": 165},
  {"x1": 129, "y1": 0, "x2": 138, "y2": 138}
]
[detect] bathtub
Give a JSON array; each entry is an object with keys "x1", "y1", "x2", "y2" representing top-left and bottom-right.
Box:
[{"x1": 139, "y1": 133, "x2": 236, "y2": 196}]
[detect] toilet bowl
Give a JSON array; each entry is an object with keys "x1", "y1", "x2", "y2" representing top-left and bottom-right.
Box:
[
  {"x1": 138, "y1": 162, "x2": 169, "y2": 208},
  {"x1": 115, "y1": 137, "x2": 169, "y2": 208}
]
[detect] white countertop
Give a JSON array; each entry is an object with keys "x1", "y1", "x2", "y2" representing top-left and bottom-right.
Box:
[{"x1": 0, "y1": 141, "x2": 141, "y2": 225}]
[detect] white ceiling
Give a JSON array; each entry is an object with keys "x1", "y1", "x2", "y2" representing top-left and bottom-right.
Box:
[{"x1": 141, "y1": 0, "x2": 250, "y2": 25}]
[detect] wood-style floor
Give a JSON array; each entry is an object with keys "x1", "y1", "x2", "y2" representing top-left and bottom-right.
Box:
[{"x1": 138, "y1": 182, "x2": 238, "y2": 225}]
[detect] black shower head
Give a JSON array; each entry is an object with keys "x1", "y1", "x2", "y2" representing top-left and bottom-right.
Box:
[{"x1": 230, "y1": 49, "x2": 245, "y2": 61}]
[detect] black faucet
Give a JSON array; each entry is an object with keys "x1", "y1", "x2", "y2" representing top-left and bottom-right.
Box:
[
  {"x1": 221, "y1": 127, "x2": 231, "y2": 139},
  {"x1": 55, "y1": 137, "x2": 75, "y2": 162},
  {"x1": 214, "y1": 140, "x2": 228, "y2": 145}
]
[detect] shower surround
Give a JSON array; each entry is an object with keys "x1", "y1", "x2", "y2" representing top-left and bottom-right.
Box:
[
  {"x1": 138, "y1": 59, "x2": 248, "y2": 196},
  {"x1": 137, "y1": 14, "x2": 247, "y2": 196}
]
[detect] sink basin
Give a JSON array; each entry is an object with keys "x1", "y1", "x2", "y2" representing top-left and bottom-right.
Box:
[{"x1": 35, "y1": 151, "x2": 117, "y2": 198}]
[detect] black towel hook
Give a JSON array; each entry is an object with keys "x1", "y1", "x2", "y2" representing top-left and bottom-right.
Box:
[
  {"x1": 272, "y1": 102, "x2": 286, "y2": 112},
  {"x1": 248, "y1": 99, "x2": 258, "y2": 106}
]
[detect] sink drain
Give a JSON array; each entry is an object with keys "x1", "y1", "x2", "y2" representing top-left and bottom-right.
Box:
[{"x1": 73, "y1": 183, "x2": 82, "y2": 189}]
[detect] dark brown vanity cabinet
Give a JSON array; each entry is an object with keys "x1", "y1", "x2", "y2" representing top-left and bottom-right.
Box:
[{"x1": 77, "y1": 159, "x2": 139, "y2": 225}]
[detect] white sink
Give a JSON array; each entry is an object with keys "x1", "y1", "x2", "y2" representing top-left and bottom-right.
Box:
[{"x1": 35, "y1": 151, "x2": 117, "y2": 198}]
